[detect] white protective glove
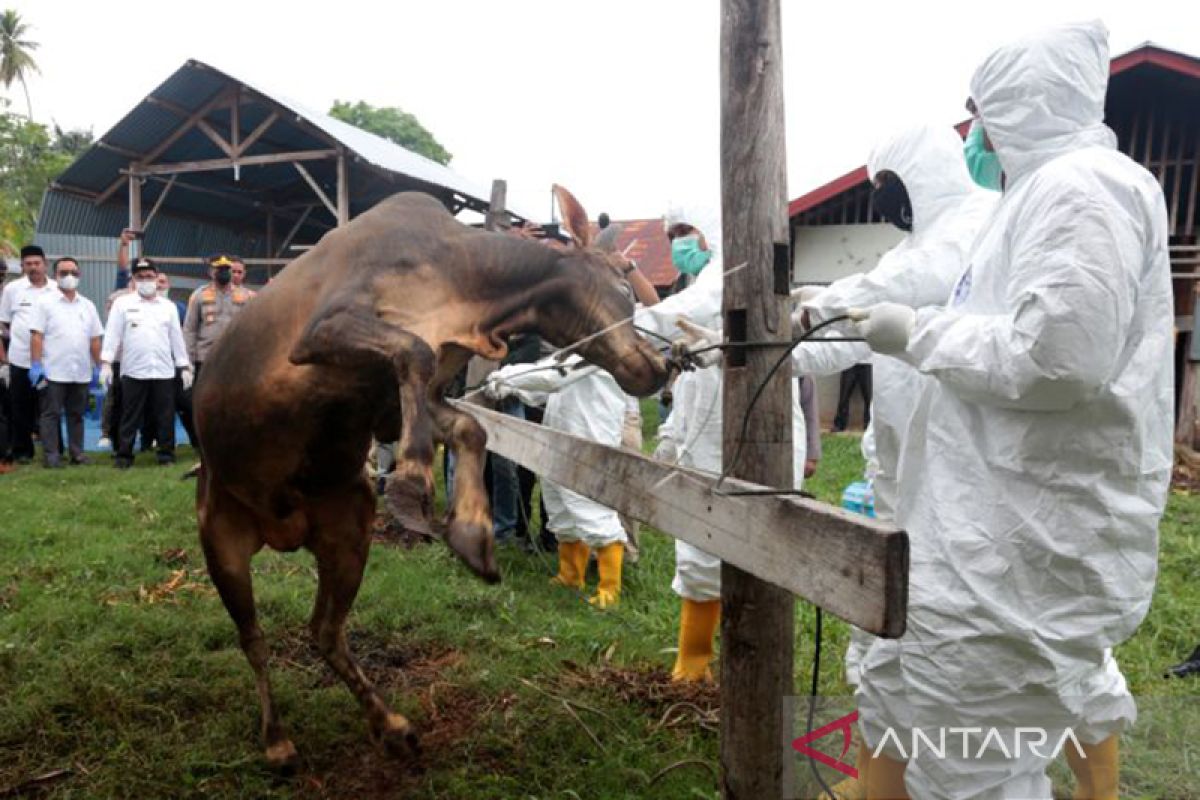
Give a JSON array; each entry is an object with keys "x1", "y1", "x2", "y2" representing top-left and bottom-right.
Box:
[
  {"x1": 849, "y1": 303, "x2": 917, "y2": 355},
  {"x1": 180, "y1": 367, "x2": 194, "y2": 391},
  {"x1": 482, "y1": 374, "x2": 514, "y2": 402},
  {"x1": 653, "y1": 435, "x2": 679, "y2": 463},
  {"x1": 790, "y1": 285, "x2": 825, "y2": 330},
  {"x1": 99, "y1": 362, "x2": 114, "y2": 390},
  {"x1": 671, "y1": 318, "x2": 723, "y2": 369},
  {"x1": 0, "y1": 363, "x2": 9, "y2": 388}
]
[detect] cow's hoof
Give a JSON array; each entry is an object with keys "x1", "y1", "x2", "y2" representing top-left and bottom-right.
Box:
[
  {"x1": 446, "y1": 517, "x2": 500, "y2": 583},
  {"x1": 385, "y1": 474, "x2": 434, "y2": 536},
  {"x1": 373, "y1": 713, "x2": 420, "y2": 760},
  {"x1": 265, "y1": 739, "x2": 299, "y2": 774}
]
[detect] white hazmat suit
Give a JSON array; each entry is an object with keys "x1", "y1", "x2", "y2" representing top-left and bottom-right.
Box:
[
  {"x1": 490, "y1": 356, "x2": 628, "y2": 550},
  {"x1": 856, "y1": 21, "x2": 1174, "y2": 799},
  {"x1": 636, "y1": 251, "x2": 808, "y2": 601},
  {"x1": 793, "y1": 124, "x2": 998, "y2": 685}
]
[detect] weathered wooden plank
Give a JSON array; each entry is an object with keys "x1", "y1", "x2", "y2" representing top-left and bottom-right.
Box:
[
  {"x1": 294, "y1": 161, "x2": 338, "y2": 219},
  {"x1": 456, "y1": 401, "x2": 909, "y2": 637},
  {"x1": 336, "y1": 149, "x2": 350, "y2": 226}
]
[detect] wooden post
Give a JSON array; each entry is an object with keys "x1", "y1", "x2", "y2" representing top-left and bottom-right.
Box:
[
  {"x1": 719, "y1": 1, "x2": 794, "y2": 797},
  {"x1": 336, "y1": 149, "x2": 350, "y2": 226},
  {"x1": 128, "y1": 171, "x2": 142, "y2": 260},
  {"x1": 485, "y1": 179, "x2": 508, "y2": 232}
]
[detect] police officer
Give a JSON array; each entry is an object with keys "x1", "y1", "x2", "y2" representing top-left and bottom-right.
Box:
[{"x1": 183, "y1": 254, "x2": 254, "y2": 376}]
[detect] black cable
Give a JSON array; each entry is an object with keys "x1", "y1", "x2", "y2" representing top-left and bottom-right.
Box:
[
  {"x1": 715, "y1": 314, "x2": 853, "y2": 490},
  {"x1": 806, "y1": 607, "x2": 838, "y2": 798}
]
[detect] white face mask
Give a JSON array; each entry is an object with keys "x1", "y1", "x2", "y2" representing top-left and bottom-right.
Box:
[
  {"x1": 157, "y1": 288, "x2": 168, "y2": 298},
  {"x1": 58, "y1": 275, "x2": 79, "y2": 291},
  {"x1": 136, "y1": 279, "x2": 157, "y2": 298}
]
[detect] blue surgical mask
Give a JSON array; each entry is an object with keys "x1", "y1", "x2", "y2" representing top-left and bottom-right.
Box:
[
  {"x1": 671, "y1": 236, "x2": 712, "y2": 276},
  {"x1": 964, "y1": 121, "x2": 1002, "y2": 191}
]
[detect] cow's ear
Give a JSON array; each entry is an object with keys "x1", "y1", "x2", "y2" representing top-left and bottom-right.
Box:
[{"x1": 553, "y1": 185, "x2": 592, "y2": 249}]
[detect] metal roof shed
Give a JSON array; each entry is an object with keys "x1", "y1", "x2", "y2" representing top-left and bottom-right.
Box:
[{"x1": 40, "y1": 58, "x2": 532, "y2": 273}]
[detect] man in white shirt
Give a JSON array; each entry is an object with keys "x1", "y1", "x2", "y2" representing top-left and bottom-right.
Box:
[
  {"x1": 0, "y1": 245, "x2": 58, "y2": 464},
  {"x1": 29, "y1": 257, "x2": 103, "y2": 467},
  {"x1": 100, "y1": 258, "x2": 193, "y2": 468}
]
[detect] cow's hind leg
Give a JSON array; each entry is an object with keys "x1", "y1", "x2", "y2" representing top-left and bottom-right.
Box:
[
  {"x1": 309, "y1": 480, "x2": 418, "y2": 758},
  {"x1": 199, "y1": 504, "x2": 297, "y2": 770}
]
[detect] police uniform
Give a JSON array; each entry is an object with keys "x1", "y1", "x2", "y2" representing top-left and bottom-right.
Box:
[{"x1": 183, "y1": 283, "x2": 252, "y2": 372}]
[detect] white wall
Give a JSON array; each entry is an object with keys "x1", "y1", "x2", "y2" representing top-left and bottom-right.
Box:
[{"x1": 792, "y1": 223, "x2": 902, "y2": 430}]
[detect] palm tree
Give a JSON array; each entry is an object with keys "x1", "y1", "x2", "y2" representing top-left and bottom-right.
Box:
[{"x1": 0, "y1": 10, "x2": 39, "y2": 119}]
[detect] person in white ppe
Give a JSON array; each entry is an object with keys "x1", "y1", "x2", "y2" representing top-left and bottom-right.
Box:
[
  {"x1": 637, "y1": 210, "x2": 808, "y2": 683},
  {"x1": 848, "y1": 21, "x2": 1173, "y2": 800},
  {"x1": 486, "y1": 355, "x2": 630, "y2": 608},
  {"x1": 791, "y1": 123, "x2": 997, "y2": 800}
]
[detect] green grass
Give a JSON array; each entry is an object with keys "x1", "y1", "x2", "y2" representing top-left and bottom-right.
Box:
[{"x1": 1, "y1": 411, "x2": 1197, "y2": 798}]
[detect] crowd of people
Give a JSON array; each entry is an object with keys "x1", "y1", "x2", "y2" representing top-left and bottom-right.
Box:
[{"x1": 0, "y1": 235, "x2": 257, "y2": 471}]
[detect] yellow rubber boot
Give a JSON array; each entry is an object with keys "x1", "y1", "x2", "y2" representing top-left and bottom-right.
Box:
[
  {"x1": 588, "y1": 542, "x2": 624, "y2": 608},
  {"x1": 865, "y1": 752, "x2": 909, "y2": 799},
  {"x1": 550, "y1": 539, "x2": 589, "y2": 589},
  {"x1": 671, "y1": 598, "x2": 721, "y2": 682},
  {"x1": 1065, "y1": 735, "x2": 1119, "y2": 800},
  {"x1": 819, "y1": 742, "x2": 869, "y2": 799}
]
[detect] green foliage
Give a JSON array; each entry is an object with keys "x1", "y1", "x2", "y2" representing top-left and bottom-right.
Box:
[
  {"x1": 0, "y1": 104, "x2": 89, "y2": 253},
  {"x1": 0, "y1": 9, "x2": 39, "y2": 118},
  {"x1": 329, "y1": 99, "x2": 452, "y2": 165}
]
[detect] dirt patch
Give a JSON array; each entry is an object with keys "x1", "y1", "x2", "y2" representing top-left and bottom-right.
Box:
[
  {"x1": 370, "y1": 515, "x2": 440, "y2": 549},
  {"x1": 558, "y1": 663, "x2": 720, "y2": 734},
  {"x1": 1172, "y1": 451, "x2": 1200, "y2": 494}
]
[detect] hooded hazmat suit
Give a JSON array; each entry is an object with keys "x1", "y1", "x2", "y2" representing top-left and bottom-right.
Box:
[
  {"x1": 855, "y1": 21, "x2": 1173, "y2": 799},
  {"x1": 793, "y1": 125, "x2": 998, "y2": 685},
  {"x1": 491, "y1": 356, "x2": 629, "y2": 550},
  {"x1": 635, "y1": 247, "x2": 807, "y2": 601}
]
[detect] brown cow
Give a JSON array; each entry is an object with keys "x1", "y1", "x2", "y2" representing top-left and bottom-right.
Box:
[{"x1": 193, "y1": 186, "x2": 668, "y2": 767}]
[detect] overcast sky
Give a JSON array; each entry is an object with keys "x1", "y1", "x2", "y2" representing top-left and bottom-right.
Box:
[{"x1": 12, "y1": 0, "x2": 1200, "y2": 223}]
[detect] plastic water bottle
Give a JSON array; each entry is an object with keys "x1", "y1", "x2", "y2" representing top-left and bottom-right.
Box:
[{"x1": 841, "y1": 480, "x2": 876, "y2": 518}]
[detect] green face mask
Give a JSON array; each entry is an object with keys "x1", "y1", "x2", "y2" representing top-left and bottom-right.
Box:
[
  {"x1": 964, "y1": 122, "x2": 1003, "y2": 191},
  {"x1": 671, "y1": 236, "x2": 712, "y2": 276}
]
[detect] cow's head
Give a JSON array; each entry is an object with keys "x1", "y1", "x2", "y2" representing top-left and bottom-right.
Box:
[{"x1": 536, "y1": 185, "x2": 669, "y2": 396}]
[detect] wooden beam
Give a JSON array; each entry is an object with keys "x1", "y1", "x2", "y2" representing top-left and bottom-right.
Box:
[
  {"x1": 128, "y1": 174, "x2": 142, "y2": 236},
  {"x1": 141, "y1": 175, "x2": 176, "y2": 231},
  {"x1": 336, "y1": 149, "x2": 350, "y2": 226},
  {"x1": 236, "y1": 111, "x2": 278, "y2": 155},
  {"x1": 95, "y1": 87, "x2": 236, "y2": 205},
  {"x1": 275, "y1": 205, "x2": 314, "y2": 257},
  {"x1": 132, "y1": 148, "x2": 337, "y2": 177},
  {"x1": 145, "y1": 94, "x2": 190, "y2": 118},
  {"x1": 295, "y1": 162, "x2": 338, "y2": 220},
  {"x1": 485, "y1": 179, "x2": 508, "y2": 232},
  {"x1": 96, "y1": 140, "x2": 142, "y2": 159},
  {"x1": 720, "y1": 1, "x2": 795, "y2": 796},
  {"x1": 457, "y1": 401, "x2": 908, "y2": 635},
  {"x1": 196, "y1": 118, "x2": 235, "y2": 158}
]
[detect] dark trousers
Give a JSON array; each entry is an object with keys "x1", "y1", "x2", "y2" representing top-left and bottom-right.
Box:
[
  {"x1": 0, "y1": 374, "x2": 11, "y2": 462},
  {"x1": 516, "y1": 404, "x2": 548, "y2": 540},
  {"x1": 177, "y1": 362, "x2": 199, "y2": 450},
  {"x1": 833, "y1": 363, "x2": 873, "y2": 431},
  {"x1": 9, "y1": 365, "x2": 37, "y2": 460},
  {"x1": 141, "y1": 368, "x2": 195, "y2": 451},
  {"x1": 117, "y1": 377, "x2": 176, "y2": 461},
  {"x1": 102, "y1": 361, "x2": 123, "y2": 440},
  {"x1": 40, "y1": 382, "x2": 88, "y2": 463}
]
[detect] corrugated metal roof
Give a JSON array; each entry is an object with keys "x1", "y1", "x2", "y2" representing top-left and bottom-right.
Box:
[{"x1": 50, "y1": 58, "x2": 536, "y2": 227}]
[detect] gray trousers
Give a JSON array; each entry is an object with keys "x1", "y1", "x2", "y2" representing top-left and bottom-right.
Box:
[{"x1": 40, "y1": 381, "x2": 88, "y2": 462}]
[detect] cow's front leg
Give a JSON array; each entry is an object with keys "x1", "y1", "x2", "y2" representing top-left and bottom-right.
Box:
[
  {"x1": 290, "y1": 302, "x2": 438, "y2": 534},
  {"x1": 428, "y1": 397, "x2": 499, "y2": 583}
]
